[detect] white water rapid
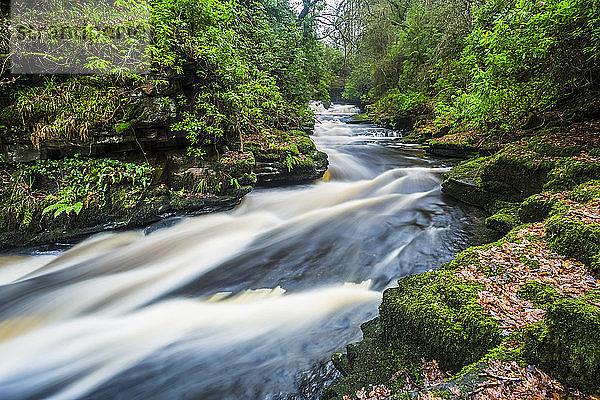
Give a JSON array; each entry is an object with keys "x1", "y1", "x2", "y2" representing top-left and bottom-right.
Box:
[{"x1": 0, "y1": 104, "x2": 483, "y2": 400}]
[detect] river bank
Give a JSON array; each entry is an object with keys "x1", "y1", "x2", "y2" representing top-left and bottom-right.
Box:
[
  {"x1": 324, "y1": 116, "x2": 600, "y2": 399},
  {"x1": 0, "y1": 123, "x2": 327, "y2": 249}
]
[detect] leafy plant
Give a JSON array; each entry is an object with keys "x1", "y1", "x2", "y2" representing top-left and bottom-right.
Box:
[{"x1": 42, "y1": 200, "x2": 84, "y2": 218}]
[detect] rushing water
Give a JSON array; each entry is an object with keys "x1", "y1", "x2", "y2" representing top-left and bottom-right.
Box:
[{"x1": 0, "y1": 104, "x2": 484, "y2": 400}]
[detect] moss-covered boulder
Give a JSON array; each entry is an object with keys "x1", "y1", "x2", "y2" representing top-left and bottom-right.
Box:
[
  {"x1": 380, "y1": 271, "x2": 501, "y2": 372},
  {"x1": 425, "y1": 134, "x2": 480, "y2": 158},
  {"x1": 480, "y1": 151, "x2": 553, "y2": 202},
  {"x1": 545, "y1": 212, "x2": 600, "y2": 272},
  {"x1": 324, "y1": 270, "x2": 502, "y2": 400},
  {"x1": 0, "y1": 153, "x2": 253, "y2": 249},
  {"x1": 245, "y1": 129, "x2": 327, "y2": 186},
  {"x1": 325, "y1": 319, "x2": 402, "y2": 400},
  {"x1": 518, "y1": 194, "x2": 557, "y2": 222},
  {"x1": 524, "y1": 297, "x2": 600, "y2": 393},
  {"x1": 545, "y1": 157, "x2": 600, "y2": 191},
  {"x1": 485, "y1": 203, "x2": 520, "y2": 234},
  {"x1": 441, "y1": 157, "x2": 494, "y2": 209}
]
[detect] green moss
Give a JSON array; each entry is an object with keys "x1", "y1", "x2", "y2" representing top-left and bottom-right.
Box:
[
  {"x1": 115, "y1": 121, "x2": 134, "y2": 134},
  {"x1": 380, "y1": 270, "x2": 501, "y2": 373},
  {"x1": 442, "y1": 246, "x2": 482, "y2": 271},
  {"x1": 568, "y1": 180, "x2": 600, "y2": 203},
  {"x1": 523, "y1": 298, "x2": 600, "y2": 393},
  {"x1": 545, "y1": 158, "x2": 600, "y2": 191},
  {"x1": 288, "y1": 129, "x2": 307, "y2": 136},
  {"x1": 325, "y1": 331, "x2": 412, "y2": 400},
  {"x1": 220, "y1": 152, "x2": 256, "y2": 179},
  {"x1": 444, "y1": 157, "x2": 488, "y2": 186},
  {"x1": 518, "y1": 194, "x2": 556, "y2": 222},
  {"x1": 425, "y1": 138, "x2": 480, "y2": 158},
  {"x1": 245, "y1": 130, "x2": 320, "y2": 165},
  {"x1": 545, "y1": 213, "x2": 600, "y2": 272},
  {"x1": 485, "y1": 203, "x2": 520, "y2": 234},
  {"x1": 325, "y1": 270, "x2": 503, "y2": 400},
  {"x1": 526, "y1": 138, "x2": 584, "y2": 158},
  {"x1": 481, "y1": 151, "x2": 553, "y2": 202},
  {"x1": 516, "y1": 251, "x2": 542, "y2": 271},
  {"x1": 350, "y1": 113, "x2": 372, "y2": 124},
  {"x1": 294, "y1": 136, "x2": 317, "y2": 154},
  {"x1": 518, "y1": 281, "x2": 563, "y2": 308}
]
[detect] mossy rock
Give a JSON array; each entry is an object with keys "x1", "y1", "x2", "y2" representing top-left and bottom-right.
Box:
[
  {"x1": 287, "y1": 129, "x2": 308, "y2": 137},
  {"x1": 244, "y1": 141, "x2": 281, "y2": 162},
  {"x1": 441, "y1": 178, "x2": 493, "y2": 209},
  {"x1": 441, "y1": 157, "x2": 492, "y2": 208},
  {"x1": 545, "y1": 213, "x2": 600, "y2": 272},
  {"x1": 568, "y1": 180, "x2": 600, "y2": 204},
  {"x1": 348, "y1": 113, "x2": 373, "y2": 124},
  {"x1": 380, "y1": 271, "x2": 501, "y2": 373},
  {"x1": 523, "y1": 298, "x2": 600, "y2": 393},
  {"x1": 220, "y1": 152, "x2": 257, "y2": 186},
  {"x1": 485, "y1": 203, "x2": 520, "y2": 234},
  {"x1": 545, "y1": 158, "x2": 600, "y2": 191},
  {"x1": 518, "y1": 194, "x2": 556, "y2": 222},
  {"x1": 294, "y1": 136, "x2": 317, "y2": 154},
  {"x1": 444, "y1": 157, "x2": 488, "y2": 186},
  {"x1": 526, "y1": 138, "x2": 584, "y2": 158},
  {"x1": 481, "y1": 152, "x2": 553, "y2": 202},
  {"x1": 325, "y1": 318, "x2": 410, "y2": 400},
  {"x1": 518, "y1": 281, "x2": 563, "y2": 308},
  {"x1": 425, "y1": 140, "x2": 479, "y2": 158},
  {"x1": 442, "y1": 245, "x2": 482, "y2": 271}
]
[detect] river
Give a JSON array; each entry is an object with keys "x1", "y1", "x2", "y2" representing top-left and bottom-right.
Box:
[{"x1": 0, "y1": 104, "x2": 485, "y2": 400}]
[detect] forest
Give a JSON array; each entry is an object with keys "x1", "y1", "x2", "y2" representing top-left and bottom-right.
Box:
[{"x1": 1, "y1": 0, "x2": 600, "y2": 399}]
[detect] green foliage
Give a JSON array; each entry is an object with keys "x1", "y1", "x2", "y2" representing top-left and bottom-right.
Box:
[
  {"x1": 336, "y1": 0, "x2": 600, "y2": 133},
  {"x1": 151, "y1": 0, "x2": 329, "y2": 155},
  {"x1": 0, "y1": 157, "x2": 154, "y2": 227},
  {"x1": 367, "y1": 89, "x2": 427, "y2": 120},
  {"x1": 3, "y1": 0, "x2": 329, "y2": 157},
  {"x1": 12, "y1": 76, "x2": 124, "y2": 147},
  {"x1": 42, "y1": 201, "x2": 84, "y2": 218}
]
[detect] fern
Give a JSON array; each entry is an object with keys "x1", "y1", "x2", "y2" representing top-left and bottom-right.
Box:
[
  {"x1": 283, "y1": 154, "x2": 302, "y2": 172},
  {"x1": 42, "y1": 201, "x2": 84, "y2": 218},
  {"x1": 22, "y1": 210, "x2": 33, "y2": 227}
]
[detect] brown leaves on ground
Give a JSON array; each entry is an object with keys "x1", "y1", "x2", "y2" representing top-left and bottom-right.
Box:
[
  {"x1": 219, "y1": 151, "x2": 253, "y2": 165},
  {"x1": 565, "y1": 199, "x2": 600, "y2": 225},
  {"x1": 343, "y1": 384, "x2": 390, "y2": 400},
  {"x1": 454, "y1": 223, "x2": 599, "y2": 334},
  {"x1": 345, "y1": 360, "x2": 449, "y2": 400},
  {"x1": 422, "y1": 359, "x2": 450, "y2": 388},
  {"x1": 472, "y1": 360, "x2": 586, "y2": 400},
  {"x1": 537, "y1": 122, "x2": 600, "y2": 149}
]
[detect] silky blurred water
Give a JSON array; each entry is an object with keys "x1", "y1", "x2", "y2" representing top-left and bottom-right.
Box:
[{"x1": 0, "y1": 104, "x2": 484, "y2": 400}]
